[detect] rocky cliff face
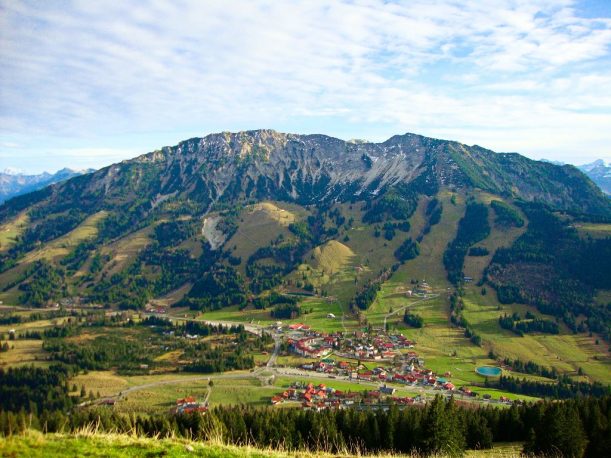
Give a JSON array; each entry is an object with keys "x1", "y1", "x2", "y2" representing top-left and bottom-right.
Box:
[{"x1": 2, "y1": 130, "x2": 609, "y2": 222}]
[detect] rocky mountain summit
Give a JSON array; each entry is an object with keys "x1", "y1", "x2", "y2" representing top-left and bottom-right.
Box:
[{"x1": 3, "y1": 130, "x2": 608, "y2": 220}]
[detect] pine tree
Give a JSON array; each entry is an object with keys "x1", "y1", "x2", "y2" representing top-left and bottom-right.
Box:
[{"x1": 420, "y1": 395, "x2": 465, "y2": 457}]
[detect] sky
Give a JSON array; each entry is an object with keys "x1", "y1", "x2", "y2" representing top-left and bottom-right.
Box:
[{"x1": 1, "y1": 0, "x2": 611, "y2": 174}]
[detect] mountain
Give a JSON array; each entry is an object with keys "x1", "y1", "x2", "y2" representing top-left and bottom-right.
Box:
[
  {"x1": 0, "y1": 167, "x2": 93, "y2": 203},
  {"x1": 578, "y1": 160, "x2": 611, "y2": 195},
  {"x1": 0, "y1": 130, "x2": 609, "y2": 339},
  {"x1": 2, "y1": 130, "x2": 609, "y2": 220},
  {"x1": 542, "y1": 158, "x2": 611, "y2": 195}
]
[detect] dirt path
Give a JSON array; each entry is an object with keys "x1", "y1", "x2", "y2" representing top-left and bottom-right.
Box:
[{"x1": 382, "y1": 293, "x2": 439, "y2": 330}]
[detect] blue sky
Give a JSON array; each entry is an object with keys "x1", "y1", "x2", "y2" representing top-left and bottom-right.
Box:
[{"x1": 1, "y1": 0, "x2": 610, "y2": 173}]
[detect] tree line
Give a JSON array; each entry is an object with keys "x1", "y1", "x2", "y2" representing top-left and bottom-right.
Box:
[{"x1": 1, "y1": 390, "x2": 610, "y2": 457}]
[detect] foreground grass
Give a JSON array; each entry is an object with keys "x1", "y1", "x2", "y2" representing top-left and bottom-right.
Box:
[{"x1": 0, "y1": 431, "x2": 522, "y2": 457}]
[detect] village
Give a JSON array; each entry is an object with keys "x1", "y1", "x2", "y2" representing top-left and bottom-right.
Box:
[
  {"x1": 270, "y1": 381, "x2": 426, "y2": 410},
  {"x1": 262, "y1": 323, "x2": 504, "y2": 410}
]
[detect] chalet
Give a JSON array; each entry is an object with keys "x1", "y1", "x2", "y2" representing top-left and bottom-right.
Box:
[
  {"x1": 173, "y1": 396, "x2": 207, "y2": 414},
  {"x1": 289, "y1": 323, "x2": 310, "y2": 331},
  {"x1": 357, "y1": 371, "x2": 373, "y2": 381},
  {"x1": 177, "y1": 404, "x2": 207, "y2": 414},
  {"x1": 380, "y1": 385, "x2": 396, "y2": 395},
  {"x1": 176, "y1": 396, "x2": 197, "y2": 405}
]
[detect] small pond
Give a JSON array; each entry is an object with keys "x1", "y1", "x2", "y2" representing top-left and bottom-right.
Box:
[{"x1": 476, "y1": 366, "x2": 502, "y2": 377}]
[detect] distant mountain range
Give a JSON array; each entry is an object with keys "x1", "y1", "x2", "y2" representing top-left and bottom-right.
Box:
[
  {"x1": 542, "y1": 159, "x2": 610, "y2": 195},
  {"x1": 578, "y1": 160, "x2": 611, "y2": 195},
  {"x1": 0, "y1": 168, "x2": 93, "y2": 203}
]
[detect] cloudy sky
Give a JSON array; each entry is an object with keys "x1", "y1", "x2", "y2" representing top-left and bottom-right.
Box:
[{"x1": 1, "y1": 0, "x2": 610, "y2": 174}]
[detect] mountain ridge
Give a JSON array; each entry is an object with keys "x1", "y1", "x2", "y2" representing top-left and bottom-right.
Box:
[{"x1": 2, "y1": 130, "x2": 608, "y2": 222}]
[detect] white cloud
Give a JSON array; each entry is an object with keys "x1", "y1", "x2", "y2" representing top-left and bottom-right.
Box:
[{"x1": 0, "y1": 0, "x2": 610, "y2": 169}]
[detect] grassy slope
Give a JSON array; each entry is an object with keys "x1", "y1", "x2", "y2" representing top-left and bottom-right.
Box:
[
  {"x1": 0, "y1": 338, "x2": 46, "y2": 369},
  {"x1": 201, "y1": 297, "x2": 346, "y2": 333},
  {"x1": 0, "y1": 211, "x2": 108, "y2": 304},
  {"x1": 442, "y1": 194, "x2": 611, "y2": 383},
  {"x1": 20, "y1": 211, "x2": 108, "y2": 265},
  {"x1": 0, "y1": 212, "x2": 28, "y2": 252},
  {"x1": 225, "y1": 202, "x2": 304, "y2": 276},
  {"x1": 0, "y1": 431, "x2": 524, "y2": 457},
  {"x1": 360, "y1": 191, "x2": 503, "y2": 387},
  {"x1": 98, "y1": 224, "x2": 153, "y2": 278},
  {"x1": 364, "y1": 190, "x2": 462, "y2": 329},
  {"x1": 461, "y1": 285, "x2": 611, "y2": 383},
  {"x1": 462, "y1": 196, "x2": 526, "y2": 283},
  {"x1": 358, "y1": 190, "x2": 611, "y2": 386}
]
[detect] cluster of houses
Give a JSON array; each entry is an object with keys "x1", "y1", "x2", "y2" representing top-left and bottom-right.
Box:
[
  {"x1": 145, "y1": 304, "x2": 168, "y2": 314},
  {"x1": 287, "y1": 329, "x2": 416, "y2": 362},
  {"x1": 335, "y1": 331, "x2": 416, "y2": 361},
  {"x1": 270, "y1": 382, "x2": 425, "y2": 411},
  {"x1": 296, "y1": 357, "x2": 457, "y2": 392},
  {"x1": 170, "y1": 396, "x2": 208, "y2": 414}
]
